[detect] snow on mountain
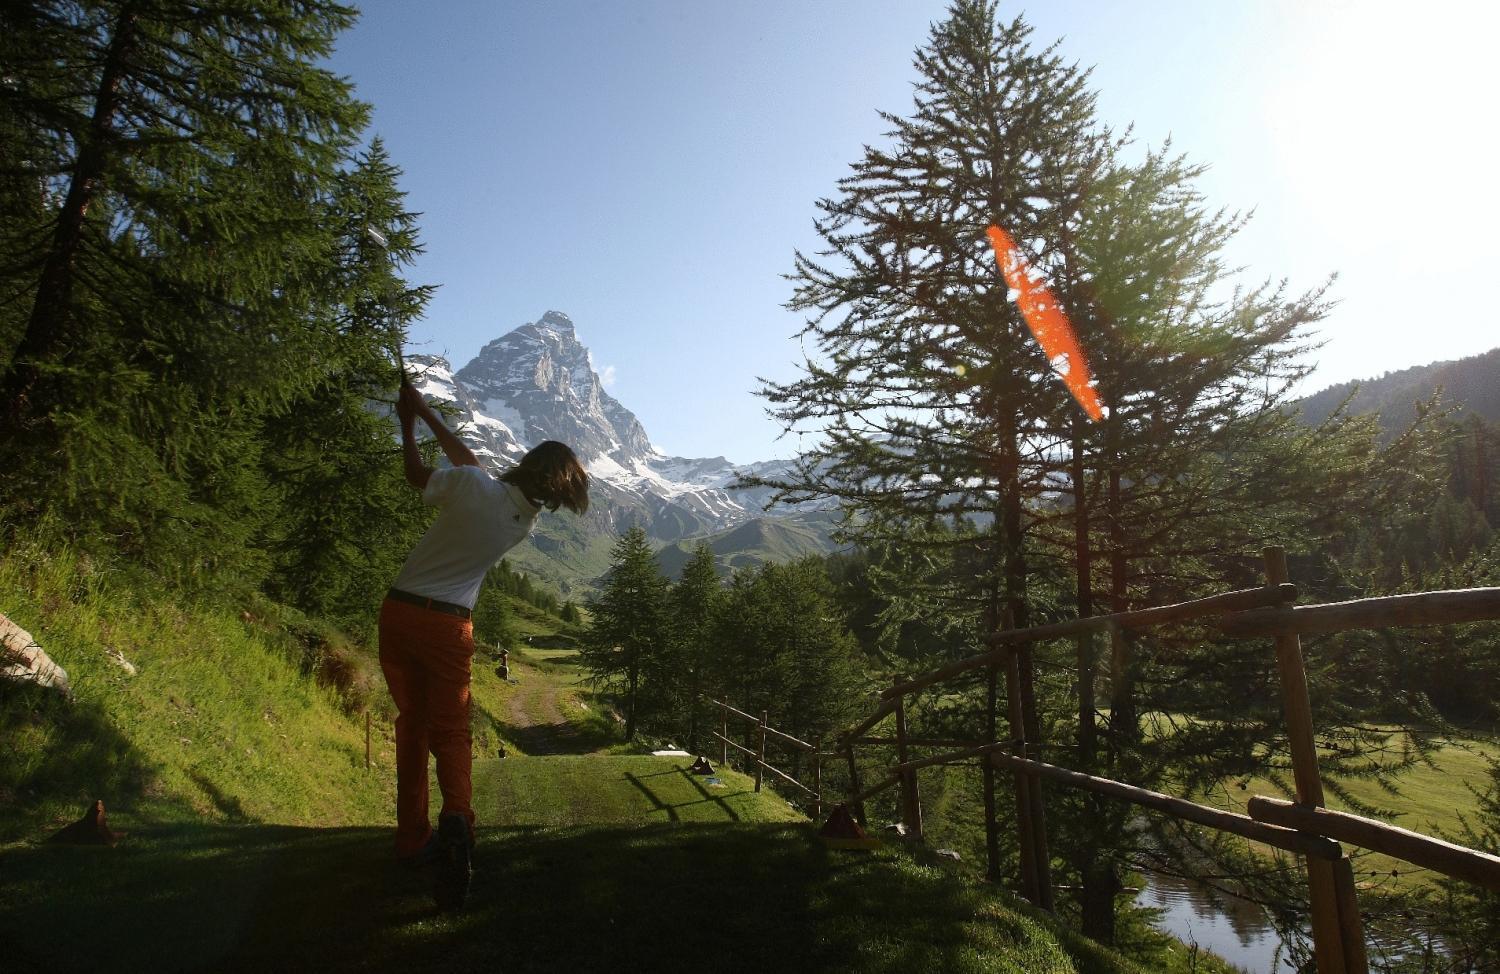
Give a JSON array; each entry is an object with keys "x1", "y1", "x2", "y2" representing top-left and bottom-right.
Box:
[{"x1": 406, "y1": 311, "x2": 814, "y2": 541}]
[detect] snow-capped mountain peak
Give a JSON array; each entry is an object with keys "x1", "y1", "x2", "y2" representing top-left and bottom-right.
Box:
[{"x1": 407, "y1": 311, "x2": 812, "y2": 542}]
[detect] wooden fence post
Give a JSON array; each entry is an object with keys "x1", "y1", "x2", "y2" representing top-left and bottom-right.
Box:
[
  {"x1": 845, "y1": 744, "x2": 866, "y2": 826},
  {"x1": 720, "y1": 702, "x2": 729, "y2": 768},
  {"x1": 892, "y1": 678, "x2": 924, "y2": 841},
  {"x1": 813, "y1": 737, "x2": 823, "y2": 821},
  {"x1": 1264, "y1": 546, "x2": 1367, "y2": 974},
  {"x1": 755, "y1": 710, "x2": 767, "y2": 793}
]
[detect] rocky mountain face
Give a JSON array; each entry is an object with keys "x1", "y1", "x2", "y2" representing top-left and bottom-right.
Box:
[{"x1": 406, "y1": 311, "x2": 830, "y2": 591}]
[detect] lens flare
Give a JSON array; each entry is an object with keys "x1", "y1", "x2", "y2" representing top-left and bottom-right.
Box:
[{"x1": 985, "y1": 225, "x2": 1104, "y2": 422}]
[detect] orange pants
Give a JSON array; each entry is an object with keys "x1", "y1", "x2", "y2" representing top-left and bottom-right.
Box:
[{"x1": 378, "y1": 598, "x2": 476, "y2": 858}]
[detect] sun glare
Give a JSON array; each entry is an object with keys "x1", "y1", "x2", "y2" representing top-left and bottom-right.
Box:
[{"x1": 985, "y1": 225, "x2": 1105, "y2": 422}]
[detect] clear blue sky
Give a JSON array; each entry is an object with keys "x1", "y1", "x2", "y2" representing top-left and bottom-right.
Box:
[{"x1": 328, "y1": 0, "x2": 1498, "y2": 464}]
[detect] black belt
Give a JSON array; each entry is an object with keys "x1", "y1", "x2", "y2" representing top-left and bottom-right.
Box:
[{"x1": 386, "y1": 588, "x2": 472, "y2": 619}]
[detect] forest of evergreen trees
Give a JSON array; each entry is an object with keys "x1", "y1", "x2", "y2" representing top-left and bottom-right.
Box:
[
  {"x1": 0, "y1": 1, "x2": 449, "y2": 639},
  {"x1": 581, "y1": 528, "x2": 864, "y2": 748}
]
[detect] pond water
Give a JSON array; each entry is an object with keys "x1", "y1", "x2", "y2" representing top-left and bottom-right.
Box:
[
  {"x1": 1143, "y1": 872, "x2": 1466, "y2": 974},
  {"x1": 1143, "y1": 871, "x2": 1295, "y2": 973}
]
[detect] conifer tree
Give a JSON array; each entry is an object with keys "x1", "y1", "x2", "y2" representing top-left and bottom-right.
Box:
[
  {"x1": 258, "y1": 138, "x2": 433, "y2": 628},
  {"x1": 755, "y1": 0, "x2": 1443, "y2": 946},
  {"x1": 670, "y1": 543, "x2": 722, "y2": 750},
  {"x1": 709, "y1": 559, "x2": 865, "y2": 751},
  {"x1": 471, "y1": 569, "x2": 517, "y2": 652},
  {"x1": 0, "y1": 0, "x2": 369, "y2": 581},
  {"x1": 582, "y1": 527, "x2": 670, "y2": 740},
  {"x1": 754, "y1": 3, "x2": 1125, "y2": 763}
]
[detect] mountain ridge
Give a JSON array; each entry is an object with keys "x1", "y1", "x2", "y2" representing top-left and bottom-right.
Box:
[{"x1": 1296, "y1": 347, "x2": 1500, "y2": 433}]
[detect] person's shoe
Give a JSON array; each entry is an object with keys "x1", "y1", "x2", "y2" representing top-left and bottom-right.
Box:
[
  {"x1": 398, "y1": 832, "x2": 440, "y2": 870},
  {"x1": 433, "y1": 814, "x2": 472, "y2": 913}
]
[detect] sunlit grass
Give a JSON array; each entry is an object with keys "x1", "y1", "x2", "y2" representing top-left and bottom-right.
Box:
[
  {"x1": 1198, "y1": 731, "x2": 1497, "y2": 891},
  {"x1": 477, "y1": 754, "x2": 806, "y2": 827},
  {"x1": 0, "y1": 544, "x2": 394, "y2": 840}
]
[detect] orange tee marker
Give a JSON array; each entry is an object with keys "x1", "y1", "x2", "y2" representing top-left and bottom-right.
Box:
[{"x1": 985, "y1": 225, "x2": 1104, "y2": 421}]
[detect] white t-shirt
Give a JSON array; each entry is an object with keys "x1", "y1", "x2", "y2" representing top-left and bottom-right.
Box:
[{"x1": 391, "y1": 465, "x2": 541, "y2": 609}]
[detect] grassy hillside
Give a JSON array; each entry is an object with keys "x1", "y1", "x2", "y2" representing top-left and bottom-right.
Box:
[
  {"x1": 0, "y1": 543, "x2": 396, "y2": 841},
  {"x1": 1200, "y1": 730, "x2": 1498, "y2": 891},
  {"x1": 656, "y1": 512, "x2": 843, "y2": 580},
  {"x1": 506, "y1": 511, "x2": 619, "y2": 596}
]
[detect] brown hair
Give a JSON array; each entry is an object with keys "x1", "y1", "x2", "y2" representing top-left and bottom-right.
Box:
[{"x1": 500, "y1": 441, "x2": 590, "y2": 515}]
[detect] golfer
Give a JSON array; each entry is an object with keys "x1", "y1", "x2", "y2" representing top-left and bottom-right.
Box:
[{"x1": 385, "y1": 378, "x2": 588, "y2": 910}]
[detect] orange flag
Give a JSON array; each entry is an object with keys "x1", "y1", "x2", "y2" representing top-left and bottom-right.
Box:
[{"x1": 986, "y1": 225, "x2": 1104, "y2": 421}]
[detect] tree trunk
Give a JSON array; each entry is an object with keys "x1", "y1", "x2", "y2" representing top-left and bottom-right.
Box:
[
  {"x1": 1073, "y1": 421, "x2": 1096, "y2": 766},
  {"x1": 983, "y1": 661, "x2": 1001, "y2": 882},
  {"x1": 982, "y1": 575, "x2": 1003, "y2": 883},
  {"x1": 687, "y1": 663, "x2": 700, "y2": 752},
  {"x1": 1073, "y1": 422, "x2": 1116, "y2": 942},
  {"x1": 4, "y1": 5, "x2": 139, "y2": 422},
  {"x1": 1106, "y1": 466, "x2": 1135, "y2": 745},
  {"x1": 626, "y1": 659, "x2": 638, "y2": 740},
  {"x1": 998, "y1": 420, "x2": 1052, "y2": 909}
]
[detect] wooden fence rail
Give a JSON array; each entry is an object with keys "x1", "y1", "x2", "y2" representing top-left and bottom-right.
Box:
[
  {"x1": 1221, "y1": 587, "x2": 1500, "y2": 637},
  {"x1": 1249, "y1": 796, "x2": 1500, "y2": 893},
  {"x1": 821, "y1": 546, "x2": 1500, "y2": 974},
  {"x1": 705, "y1": 697, "x2": 824, "y2": 817}
]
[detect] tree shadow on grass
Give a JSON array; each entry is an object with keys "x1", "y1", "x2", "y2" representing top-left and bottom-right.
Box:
[
  {"x1": 490, "y1": 713, "x2": 617, "y2": 756},
  {"x1": 0, "y1": 682, "x2": 170, "y2": 841},
  {"x1": 0, "y1": 821, "x2": 1085, "y2": 974},
  {"x1": 684, "y1": 767, "x2": 744, "y2": 821},
  {"x1": 623, "y1": 770, "x2": 680, "y2": 821},
  {"x1": 628, "y1": 765, "x2": 746, "y2": 823},
  {"x1": 185, "y1": 769, "x2": 251, "y2": 823}
]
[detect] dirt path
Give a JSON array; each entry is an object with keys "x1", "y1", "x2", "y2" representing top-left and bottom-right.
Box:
[{"x1": 498, "y1": 651, "x2": 613, "y2": 756}]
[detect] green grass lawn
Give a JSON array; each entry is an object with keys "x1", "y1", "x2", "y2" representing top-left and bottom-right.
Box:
[
  {"x1": 0, "y1": 546, "x2": 1224, "y2": 974},
  {"x1": 517, "y1": 645, "x2": 582, "y2": 662},
  {"x1": 475, "y1": 754, "x2": 807, "y2": 826},
  {"x1": 1200, "y1": 732, "x2": 1498, "y2": 890},
  {"x1": 468, "y1": 641, "x2": 624, "y2": 757}
]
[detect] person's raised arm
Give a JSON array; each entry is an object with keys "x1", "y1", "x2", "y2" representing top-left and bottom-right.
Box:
[
  {"x1": 396, "y1": 382, "x2": 433, "y2": 490},
  {"x1": 402, "y1": 379, "x2": 483, "y2": 468},
  {"x1": 413, "y1": 391, "x2": 481, "y2": 468}
]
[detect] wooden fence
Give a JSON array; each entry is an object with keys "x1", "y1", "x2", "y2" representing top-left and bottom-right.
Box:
[
  {"x1": 822, "y1": 546, "x2": 1500, "y2": 974},
  {"x1": 708, "y1": 697, "x2": 823, "y2": 819}
]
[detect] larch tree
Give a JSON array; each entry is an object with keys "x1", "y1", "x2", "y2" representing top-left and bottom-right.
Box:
[
  {"x1": 258, "y1": 137, "x2": 435, "y2": 630},
  {"x1": 754, "y1": 0, "x2": 1120, "y2": 814},
  {"x1": 754, "y1": 0, "x2": 1443, "y2": 950}
]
